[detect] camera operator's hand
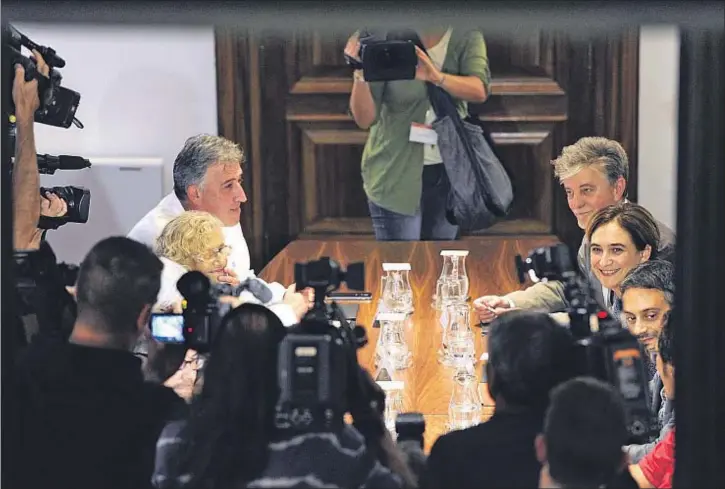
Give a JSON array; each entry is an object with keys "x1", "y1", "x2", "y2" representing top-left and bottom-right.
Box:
[
  {"x1": 24, "y1": 191, "x2": 70, "y2": 250},
  {"x1": 414, "y1": 45, "x2": 442, "y2": 83},
  {"x1": 12, "y1": 50, "x2": 49, "y2": 123},
  {"x1": 40, "y1": 191, "x2": 68, "y2": 218},
  {"x1": 473, "y1": 295, "x2": 518, "y2": 323},
  {"x1": 283, "y1": 283, "x2": 313, "y2": 320},
  {"x1": 344, "y1": 32, "x2": 363, "y2": 63}
]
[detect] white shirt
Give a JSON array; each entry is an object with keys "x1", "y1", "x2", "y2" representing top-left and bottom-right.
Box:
[
  {"x1": 128, "y1": 192, "x2": 297, "y2": 325},
  {"x1": 423, "y1": 27, "x2": 453, "y2": 166}
]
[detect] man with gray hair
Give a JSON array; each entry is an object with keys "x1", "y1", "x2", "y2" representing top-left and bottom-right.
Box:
[
  {"x1": 128, "y1": 134, "x2": 309, "y2": 325},
  {"x1": 473, "y1": 136, "x2": 676, "y2": 321},
  {"x1": 620, "y1": 259, "x2": 675, "y2": 463}
]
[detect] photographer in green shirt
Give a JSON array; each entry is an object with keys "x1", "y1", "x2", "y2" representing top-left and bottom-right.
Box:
[{"x1": 345, "y1": 27, "x2": 491, "y2": 241}]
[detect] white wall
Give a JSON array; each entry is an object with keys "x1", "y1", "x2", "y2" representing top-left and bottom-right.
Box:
[
  {"x1": 638, "y1": 25, "x2": 680, "y2": 230},
  {"x1": 14, "y1": 23, "x2": 219, "y2": 195}
]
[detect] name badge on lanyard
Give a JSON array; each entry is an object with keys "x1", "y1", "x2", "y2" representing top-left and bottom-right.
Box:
[{"x1": 409, "y1": 122, "x2": 438, "y2": 145}]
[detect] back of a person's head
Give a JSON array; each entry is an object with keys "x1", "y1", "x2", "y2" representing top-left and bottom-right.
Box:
[
  {"x1": 198, "y1": 303, "x2": 286, "y2": 408},
  {"x1": 177, "y1": 303, "x2": 287, "y2": 487},
  {"x1": 487, "y1": 310, "x2": 577, "y2": 410},
  {"x1": 658, "y1": 310, "x2": 675, "y2": 367},
  {"x1": 75, "y1": 237, "x2": 162, "y2": 335},
  {"x1": 544, "y1": 377, "x2": 628, "y2": 488}
]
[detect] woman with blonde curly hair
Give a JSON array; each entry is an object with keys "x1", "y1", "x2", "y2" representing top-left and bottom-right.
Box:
[{"x1": 155, "y1": 210, "x2": 234, "y2": 307}]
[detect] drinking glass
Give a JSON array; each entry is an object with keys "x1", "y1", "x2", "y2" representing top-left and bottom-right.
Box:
[
  {"x1": 376, "y1": 313, "x2": 412, "y2": 370},
  {"x1": 381, "y1": 263, "x2": 412, "y2": 313}
]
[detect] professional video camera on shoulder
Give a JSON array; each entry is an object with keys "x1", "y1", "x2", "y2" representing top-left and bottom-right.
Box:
[
  {"x1": 345, "y1": 28, "x2": 419, "y2": 82},
  {"x1": 515, "y1": 244, "x2": 657, "y2": 444},
  {"x1": 274, "y1": 257, "x2": 385, "y2": 436}
]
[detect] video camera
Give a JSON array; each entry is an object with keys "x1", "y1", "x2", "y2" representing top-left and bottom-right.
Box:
[
  {"x1": 4, "y1": 24, "x2": 91, "y2": 230},
  {"x1": 274, "y1": 257, "x2": 386, "y2": 436},
  {"x1": 149, "y1": 271, "x2": 275, "y2": 354},
  {"x1": 13, "y1": 240, "x2": 79, "y2": 344},
  {"x1": 344, "y1": 29, "x2": 419, "y2": 82},
  {"x1": 515, "y1": 244, "x2": 657, "y2": 444},
  {"x1": 5, "y1": 23, "x2": 82, "y2": 129}
]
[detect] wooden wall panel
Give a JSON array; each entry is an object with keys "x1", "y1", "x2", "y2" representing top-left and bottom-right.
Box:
[{"x1": 216, "y1": 27, "x2": 639, "y2": 270}]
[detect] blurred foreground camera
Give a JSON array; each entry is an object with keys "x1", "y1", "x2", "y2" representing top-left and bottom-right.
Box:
[
  {"x1": 395, "y1": 412, "x2": 426, "y2": 448},
  {"x1": 516, "y1": 243, "x2": 657, "y2": 444},
  {"x1": 13, "y1": 241, "x2": 78, "y2": 343}
]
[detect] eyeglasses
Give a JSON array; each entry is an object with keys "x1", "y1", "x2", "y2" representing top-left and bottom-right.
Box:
[{"x1": 206, "y1": 244, "x2": 231, "y2": 259}]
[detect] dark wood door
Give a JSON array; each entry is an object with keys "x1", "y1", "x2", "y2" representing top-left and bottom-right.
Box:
[{"x1": 216, "y1": 28, "x2": 639, "y2": 271}]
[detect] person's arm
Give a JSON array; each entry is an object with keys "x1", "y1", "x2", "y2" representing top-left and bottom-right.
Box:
[
  {"x1": 505, "y1": 280, "x2": 569, "y2": 313},
  {"x1": 415, "y1": 30, "x2": 491, "y2": 103},
  {"x1": 12, "y1": 71, "x2": 40, "y2": 250},
  {"x1": 12, "y1": 51, "x2": 51, "y2": 250},
  {"x1": 629, "y1": 430, "x2": 676, "y2": 489},
  {"x1": 629, "y1": 464, "x2": 655, "y2": 488},
  {"x1": 344, "y1": 33, "x2": 385, "y2": 130},
  {"x1": 350, "y1": 71, "x2": 379, "y2": 130}
]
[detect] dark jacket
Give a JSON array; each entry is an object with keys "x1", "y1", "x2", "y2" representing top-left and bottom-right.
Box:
[
  {"x1": 421, "y1": 406, "x2": 639, "y2": 489},
  {"x1": 9, "y1": 338, "x2": 186, "y2": 489},
  {"x1": 422, "y1": 407, "x2": 545, "y2": 489}
]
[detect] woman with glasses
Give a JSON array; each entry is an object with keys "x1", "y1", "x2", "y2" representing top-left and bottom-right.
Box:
[{"x1": 155, "y1": 210, "x2": 236, "y2": 308}]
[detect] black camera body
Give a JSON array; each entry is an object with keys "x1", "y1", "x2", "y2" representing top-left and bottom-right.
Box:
[
  {"x1": 38, "y1": 185, "x2": 91, "y2": 229},
  {"x1": 5, "y1": 24, "x2": 82, "y2": 129},
  {"x1": 13, "y1": 240, "x2": 78, "y2": 344},
  {"x1": 173, "y1": 271, "x2": 256, "y2": 354},
  {"x1": 275, "y1": 257, "x2": 380, "y2": 435},
  {"x1": 14, "y1": 240, "x2": 79, "y2": 315},
  {"x1": 395, "y1": 412, "x2": 426, "y2": 448},
  {"x1": 516, "y1": 243, "x2": 657, "y2": 444},
  {"x1": 345, "y1": 30, "x2": 418, "y2": 82}
]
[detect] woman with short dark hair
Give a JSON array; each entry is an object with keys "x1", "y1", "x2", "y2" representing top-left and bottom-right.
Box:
[{"x1": 586, "y1": 202, "x2": 660, "y2": 314}]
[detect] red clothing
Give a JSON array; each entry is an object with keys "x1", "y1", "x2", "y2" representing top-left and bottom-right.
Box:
[{"x1": 639, "y1": 429, "x2": 675, "y2": 488}]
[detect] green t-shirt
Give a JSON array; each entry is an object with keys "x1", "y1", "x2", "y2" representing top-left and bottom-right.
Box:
[{"x1": 361, "y1": 29, "x2": 492, "y2": 216}]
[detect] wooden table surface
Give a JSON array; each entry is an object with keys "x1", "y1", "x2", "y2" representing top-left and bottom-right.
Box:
[{"x1": 259, "y1": 237, "x2": 559, "y2": 452}]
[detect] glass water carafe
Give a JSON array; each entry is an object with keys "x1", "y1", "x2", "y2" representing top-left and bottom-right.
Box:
[
  {"x1": 435, "y1": 250, "x2": 470, "y2": 309},
  {"x1": 440, "y1": 302, "x2": 475, "y2": 370},
  {"x1": 448, "y1": 370, "x2": 482, "y2": 431},
  {"x1": 381, "y1": 263, "x2": 413, "y2": 313}
]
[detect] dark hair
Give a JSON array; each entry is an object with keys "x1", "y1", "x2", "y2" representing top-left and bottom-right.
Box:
[
  {"x1": 486, "y1": 310, "x2": 578, "y2": 411},
  {"x1": 585, "y1": 202, "x2": 661, "y2": 260},
  {"x1": 545, "y1": 377, "x2": 628, "y2": 488},
  {"x1": 620, "y1": 260, "x2": 675, "y2": 306},
  {"x1": 658, "y1": 310, "x2": 675, "y2": 367},
  {"x1": 170, "y1": 303, "x2": 286, "y2": 488},
  {"x1": 75, "y1": 237, "x2": 163, "y2": 335}
]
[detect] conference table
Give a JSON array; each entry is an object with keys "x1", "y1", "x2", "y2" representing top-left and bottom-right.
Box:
[{"x1": 259, "y1": 237, "x2": 559, "y2": 452}]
